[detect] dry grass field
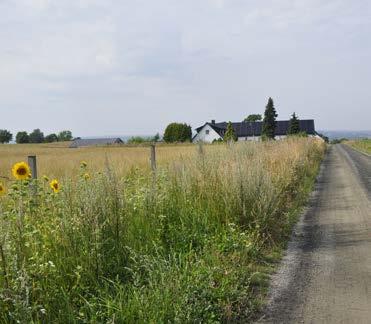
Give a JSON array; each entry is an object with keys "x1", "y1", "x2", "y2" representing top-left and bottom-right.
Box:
[
  {"x1": 0, "y1": 142, "x2": 203, "y2": 180},
  {"x1": 346, "y1": 139, "x2": 371, "y2": 155}
]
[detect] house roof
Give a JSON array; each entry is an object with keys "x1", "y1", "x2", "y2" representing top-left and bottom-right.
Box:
[
  {"x1": 69, "y1": 138, "x2": 124, "y2": 148},
  {"x1": 196, "y1": 120, "x2": 316, "y2": 137}
]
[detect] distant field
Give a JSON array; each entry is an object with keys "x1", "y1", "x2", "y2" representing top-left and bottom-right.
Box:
[
  {"x1": 0, "y1": 142, "x2": 200, "y2": 180},
  {"x1": 346, "y1": 139, "x2": 371, "y2": 155}
]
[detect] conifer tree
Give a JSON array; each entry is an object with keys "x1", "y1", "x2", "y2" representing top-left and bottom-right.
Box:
[
  {"x1": 262, "y1": 97, "x2": 278, "y2": 140},
  {"x1": 224, "y1": 122, "x2": 237, "y2": 142},
  {"x1": 288, "y1": 112, "x2": 301, "y2": 135}
]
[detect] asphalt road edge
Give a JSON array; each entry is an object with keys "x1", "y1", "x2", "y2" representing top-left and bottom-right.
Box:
[{"x1": 255, "y1": 146, "x2": 330, "y2": 323}]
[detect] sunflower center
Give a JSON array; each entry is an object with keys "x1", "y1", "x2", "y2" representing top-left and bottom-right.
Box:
[
  {"x1": 17, "y1": 167, "x2": 27, "y2": 175},
  {"x1": 53, "y1": 183, "x2": 58, "y2": 189}
]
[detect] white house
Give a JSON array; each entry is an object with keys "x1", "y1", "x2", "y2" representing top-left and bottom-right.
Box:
[{"x1": 193, "y1": 120, "x2": 318, "y2": 143}]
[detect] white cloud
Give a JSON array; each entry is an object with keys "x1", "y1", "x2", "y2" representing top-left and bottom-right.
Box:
[{"x1": 1, "y1": 0, "x2": 371, "y2": 134}]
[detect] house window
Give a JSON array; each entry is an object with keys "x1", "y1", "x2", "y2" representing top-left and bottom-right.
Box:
[{"x1": 206, "y1": 130, "x2": 210, "y2": 135}]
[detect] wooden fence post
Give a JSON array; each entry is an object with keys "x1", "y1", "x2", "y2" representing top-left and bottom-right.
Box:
[
  {"x1": 150, "y1": 145, "x2": 156, "y2": 171},
  {"x1": 28, "y1": 155, "x2": 38, "y2": 179}
]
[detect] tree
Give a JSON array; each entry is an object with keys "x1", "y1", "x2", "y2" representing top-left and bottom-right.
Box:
[
  {"x1": 44, "y1": 133, "x2": 59, "y2": 143},
  {"x1": 58, "y1": 130, "x2": 73, "y2": 141},
  {"x1": 16, "y1": 131, "x2": 30, "y2": 144},
  {"x1": 152, "y1": 133, "x2": 160, "y2": 142},
  {"x1": 224, "y1": 122, "x2": 237, "y2": 142},
  {"x1": 0, "y1": 129, "x2": 13, "y2": 143},
  {"x1": 244, "y1": 114, "x2": 262, "y2": 122},
  {"x1": 288, "y1": 112, "x2": 301, "y2": 135},
  {"x1": 262, "y1": 97, "x2": 278, "y2": 140},
  {"x1": 29, "y1": 129, "x2": 44, "y2": 143},
  {"x1": 163, "y1": 123, "x2": 192, "y2": 143}
]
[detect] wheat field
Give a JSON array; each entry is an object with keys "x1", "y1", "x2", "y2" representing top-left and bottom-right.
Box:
[{"x1": 0, "y1": 142, "x2": 204, "y2": 180}]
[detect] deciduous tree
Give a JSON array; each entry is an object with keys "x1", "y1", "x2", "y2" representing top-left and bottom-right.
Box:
[
  {"x1": 16, "y1": 131, "x2": 30, "y2": 144},
  {"x1": 163, "y1": 123, "x2": 192, "y2": 143},
  {"x1": 29, "y1": 129, "x2": 44, "y2": 143},
  {"x1": 45, "y1": 133, "x2": 59, "y2": 143},
  {"x1": 244, "y1": 114, "x2": 262, "y2": 122},
  {"x1": 58, "y1": 130, "x2": 73, "y2": 141},
  {"x1": 0, "y1": 129, "x2": 13, "y2": 143}
]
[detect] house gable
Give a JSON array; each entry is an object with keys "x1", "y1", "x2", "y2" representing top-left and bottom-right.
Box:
[{"x1": 193, "y1": 124, "x2": 223, "y2": 143}]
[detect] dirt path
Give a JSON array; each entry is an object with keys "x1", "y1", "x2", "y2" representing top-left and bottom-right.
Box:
[{"x1": 258, "y1": 144, "x2": 371, "y2": 323}]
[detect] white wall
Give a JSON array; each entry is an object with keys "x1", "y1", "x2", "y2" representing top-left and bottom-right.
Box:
[
  {"x1": 237, "y1": 136, "x2": 260, "y2": 142},
  {"x1": 193, "y1": 124, "x2": 222, "y2": 143}
]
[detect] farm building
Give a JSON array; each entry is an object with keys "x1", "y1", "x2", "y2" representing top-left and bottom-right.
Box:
[
  {"x1": 193, "y1": 120, "x2": 319, "y2": 143},
  {"x1": 69, "y1": 138, "x2": 124, "y2": 148}
]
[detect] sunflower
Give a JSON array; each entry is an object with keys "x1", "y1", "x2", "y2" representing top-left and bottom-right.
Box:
[
  {"x1": 0, "y1": 182, "x2": 6, "y2": 196},
  {"x1": 50, "y1": 179, "x2": 60, "y2": 193},
  {"x1": 83, "y1": 173, "x2": 90, "y2": 180},
  {"x1": 80, "y1": 161, "x2": 88, "y2": 168},
  {"x1": 12, "y1": 162, "x2": 31, "y2": 180}
]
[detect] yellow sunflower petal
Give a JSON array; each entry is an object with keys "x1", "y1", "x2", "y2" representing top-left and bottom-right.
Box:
[
  {"x1": 12, "y1": 162, "x2": 31, "y2": 180},
  {"x1": 50, "y1": 179, "x2": 60, "y2": 193}
]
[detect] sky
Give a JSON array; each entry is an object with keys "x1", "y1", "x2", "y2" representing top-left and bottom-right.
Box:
[{"x1": 1, "y1": 0, "x2": 370, "y2": 137}]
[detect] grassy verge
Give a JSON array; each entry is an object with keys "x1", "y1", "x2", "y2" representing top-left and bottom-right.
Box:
[
  {"x1": 0, "y1": 138, "x2": 325, "y2": 323},
  {"x1": 345, "y1": 139, "x2": 371, "y2": 155}
]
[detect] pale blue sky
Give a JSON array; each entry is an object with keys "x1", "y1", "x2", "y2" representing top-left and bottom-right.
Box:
[{"x1": 1, "y1": 0, "x2": 370, "y2": 136}]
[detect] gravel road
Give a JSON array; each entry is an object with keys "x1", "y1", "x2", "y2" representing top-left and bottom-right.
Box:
[{"x1": 257, "y1": 144, "x2": 371, "y2": 323}]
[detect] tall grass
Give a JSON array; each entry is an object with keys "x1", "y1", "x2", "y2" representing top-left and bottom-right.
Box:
[
  {"x1": 346, "y1": 139, "x2": 371, "y2": 154},
  {"x1": 0, "y1": 138, "x2": 325, "y2": 323}
]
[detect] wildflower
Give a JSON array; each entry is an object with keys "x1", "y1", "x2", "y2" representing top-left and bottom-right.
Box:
[
  {"x1": 43, "y1": 175, "x2": 49, "y2": 182},
  {"x1": 80, "y1": 161, "x2": 87, "y2": 168},
  {"x1": 0, "y1": 182, "x2": 6, "y2": 196},
  {"x1": 50, "y1": 179, "x2": 60, "y2": 193},
  {"x1": 83, "y1": 173, "x2": 90, "y2": 180},
  {"x1": 12, "y1": 162, "x2": 31, "y2": 180}
]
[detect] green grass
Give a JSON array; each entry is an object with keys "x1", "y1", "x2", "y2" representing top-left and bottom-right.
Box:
[
  {"x1": 346, "y1": 139, "x2": 371, "y2": 155},
  {"x1": 0, "y1": 139, "x2": 325, "y2": 323}
]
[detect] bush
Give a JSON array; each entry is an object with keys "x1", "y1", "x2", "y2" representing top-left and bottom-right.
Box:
[{"x1": 163, "y1": 123, "x2": 192, "y2": 143}]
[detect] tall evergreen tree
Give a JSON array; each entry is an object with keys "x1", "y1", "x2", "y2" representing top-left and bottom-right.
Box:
[
  {"x1": 288, "y1": 112, "x2": 301, "y2": 135},
  {"x1": 262, "y1": 97, "x2": 278, "y2": 140},
  {"x1": 224, "y1": 122, "x2": 237, "y2": 142}
]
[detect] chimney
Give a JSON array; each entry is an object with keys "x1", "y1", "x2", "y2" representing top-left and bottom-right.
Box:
[{"x1": 211, "y1": 119, "x2": 216, "y2": 125}]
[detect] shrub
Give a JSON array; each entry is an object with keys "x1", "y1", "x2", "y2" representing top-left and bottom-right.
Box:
[{"x1": 163, "y1": 123, "x2": 192, "y2": 143}]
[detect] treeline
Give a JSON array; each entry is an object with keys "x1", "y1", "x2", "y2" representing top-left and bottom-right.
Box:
[
  {"x1": 127, "y1": 124, "x2": 193, "y2": 144},
  {"x1": 0, "y1": 129, "x2": 73, "y2": 144}
]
